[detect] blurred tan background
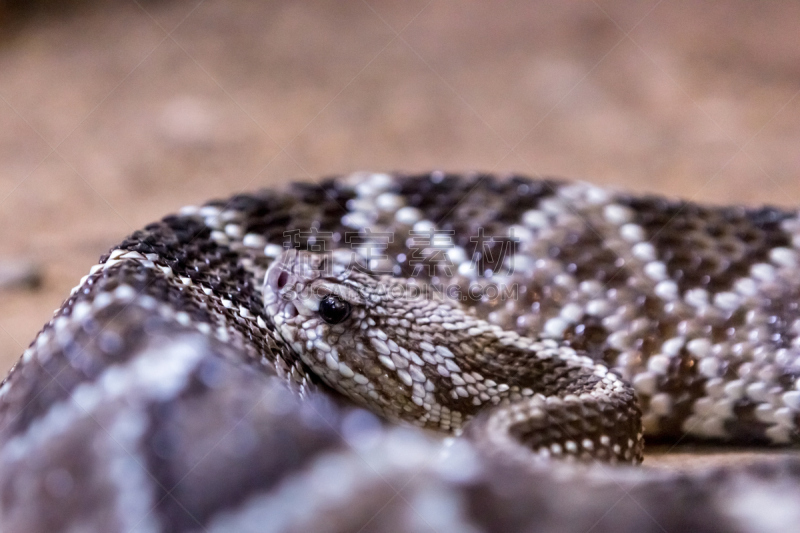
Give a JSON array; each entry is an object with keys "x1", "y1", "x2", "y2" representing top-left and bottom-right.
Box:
[{"x1": 1, "y1": 0, "x2": 800, "y2": 380}]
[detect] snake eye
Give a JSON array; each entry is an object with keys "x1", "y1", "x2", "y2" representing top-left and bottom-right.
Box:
[{"x1": 318, "y1": 295, "x2": 351, "y2": 325}]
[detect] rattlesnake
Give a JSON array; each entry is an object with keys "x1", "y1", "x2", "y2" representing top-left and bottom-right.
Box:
[{"x1": 2, "y1": 171, "x2": 800, "y2": 533}]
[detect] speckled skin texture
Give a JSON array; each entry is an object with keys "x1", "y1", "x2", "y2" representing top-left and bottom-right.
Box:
[{"x1": 2, "y1": 172, "x2": 800, "y2": 532}]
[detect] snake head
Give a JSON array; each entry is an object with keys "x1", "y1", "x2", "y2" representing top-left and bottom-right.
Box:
[
  {"x1": 263, "y1": 250, "x2": 505, "y2": 430},
  {"x1": 263, "y1": 250, "x2": 432, "y2": 422}
]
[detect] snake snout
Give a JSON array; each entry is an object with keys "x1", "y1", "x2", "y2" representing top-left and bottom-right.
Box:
[
  {"x1": 264, "y1": 250, "x2": 333, "y2": 320},
  {"x1": 264, "y1": 252, "x2": 302, "y2": 313}
]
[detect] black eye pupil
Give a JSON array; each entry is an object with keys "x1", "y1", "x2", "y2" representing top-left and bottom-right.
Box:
[{"x1": 319, "y1": 295, "x2": 351, "y2": 324}]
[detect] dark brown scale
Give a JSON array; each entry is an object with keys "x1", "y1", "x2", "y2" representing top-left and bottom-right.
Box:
[
  {"x1": 496, "y1": 176, "x2": 563, "y2": 224},
  {"x1": 441, "y1": 176, "x2": 559, "y2": 253},
  {"x1": 382, "y1": 175, "x2": 557, "y2": 280},
  {"x1": 563, "y1": 317, "x2": 612, "y2": 361},
  {"x1": 551, "y1": 228, "x2": 630, "y2": 287},
  {"x1": 651, "y1": 350, "x2": 708, "y2": 437},
  {"x1": 460, "y1": 342, "x2": 598, "y2": 401},
  {"x1": 760, "y1": 285, "x2": 800, "y2": 349},
  {"x1": 507, "y1": 371, "x2": 641, "y2": 462},
  {"x1": 389, "y1": 172, "x2": 477, "y2": 223},
  {"x1": 243, "y1": 209, "x2": 293, "y2": 238},
  {"x1": 726, "y1": 402, "x2": 775, "y2": 444},
  {"x1": 621, "y1": 196, "x2": 793, "y2": 294}
]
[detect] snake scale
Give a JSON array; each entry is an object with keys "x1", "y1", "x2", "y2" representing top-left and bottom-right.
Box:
[{"x1": 3, "y1": 171, "x2": 800, "y2": 533}]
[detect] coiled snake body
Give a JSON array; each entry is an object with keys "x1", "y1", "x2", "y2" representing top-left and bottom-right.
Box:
[{"x1": 2, "y1": 172, "x2": 800, "y2": 532}]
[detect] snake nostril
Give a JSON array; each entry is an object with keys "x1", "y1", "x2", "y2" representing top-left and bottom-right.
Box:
[
  {"x1": 277, "y1": 270, "x2": 289, "y2": 289},
  {"x1": 284, "y1": 303, "x2": 298, "y2": 318},
  {"x1": 267, "y1": 264, "x2": 291, "y2": 291}
]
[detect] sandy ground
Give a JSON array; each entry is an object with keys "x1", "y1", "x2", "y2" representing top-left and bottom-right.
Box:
[{"x1": 2, "y1": 0, "x2": 800, "y2": 469}]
